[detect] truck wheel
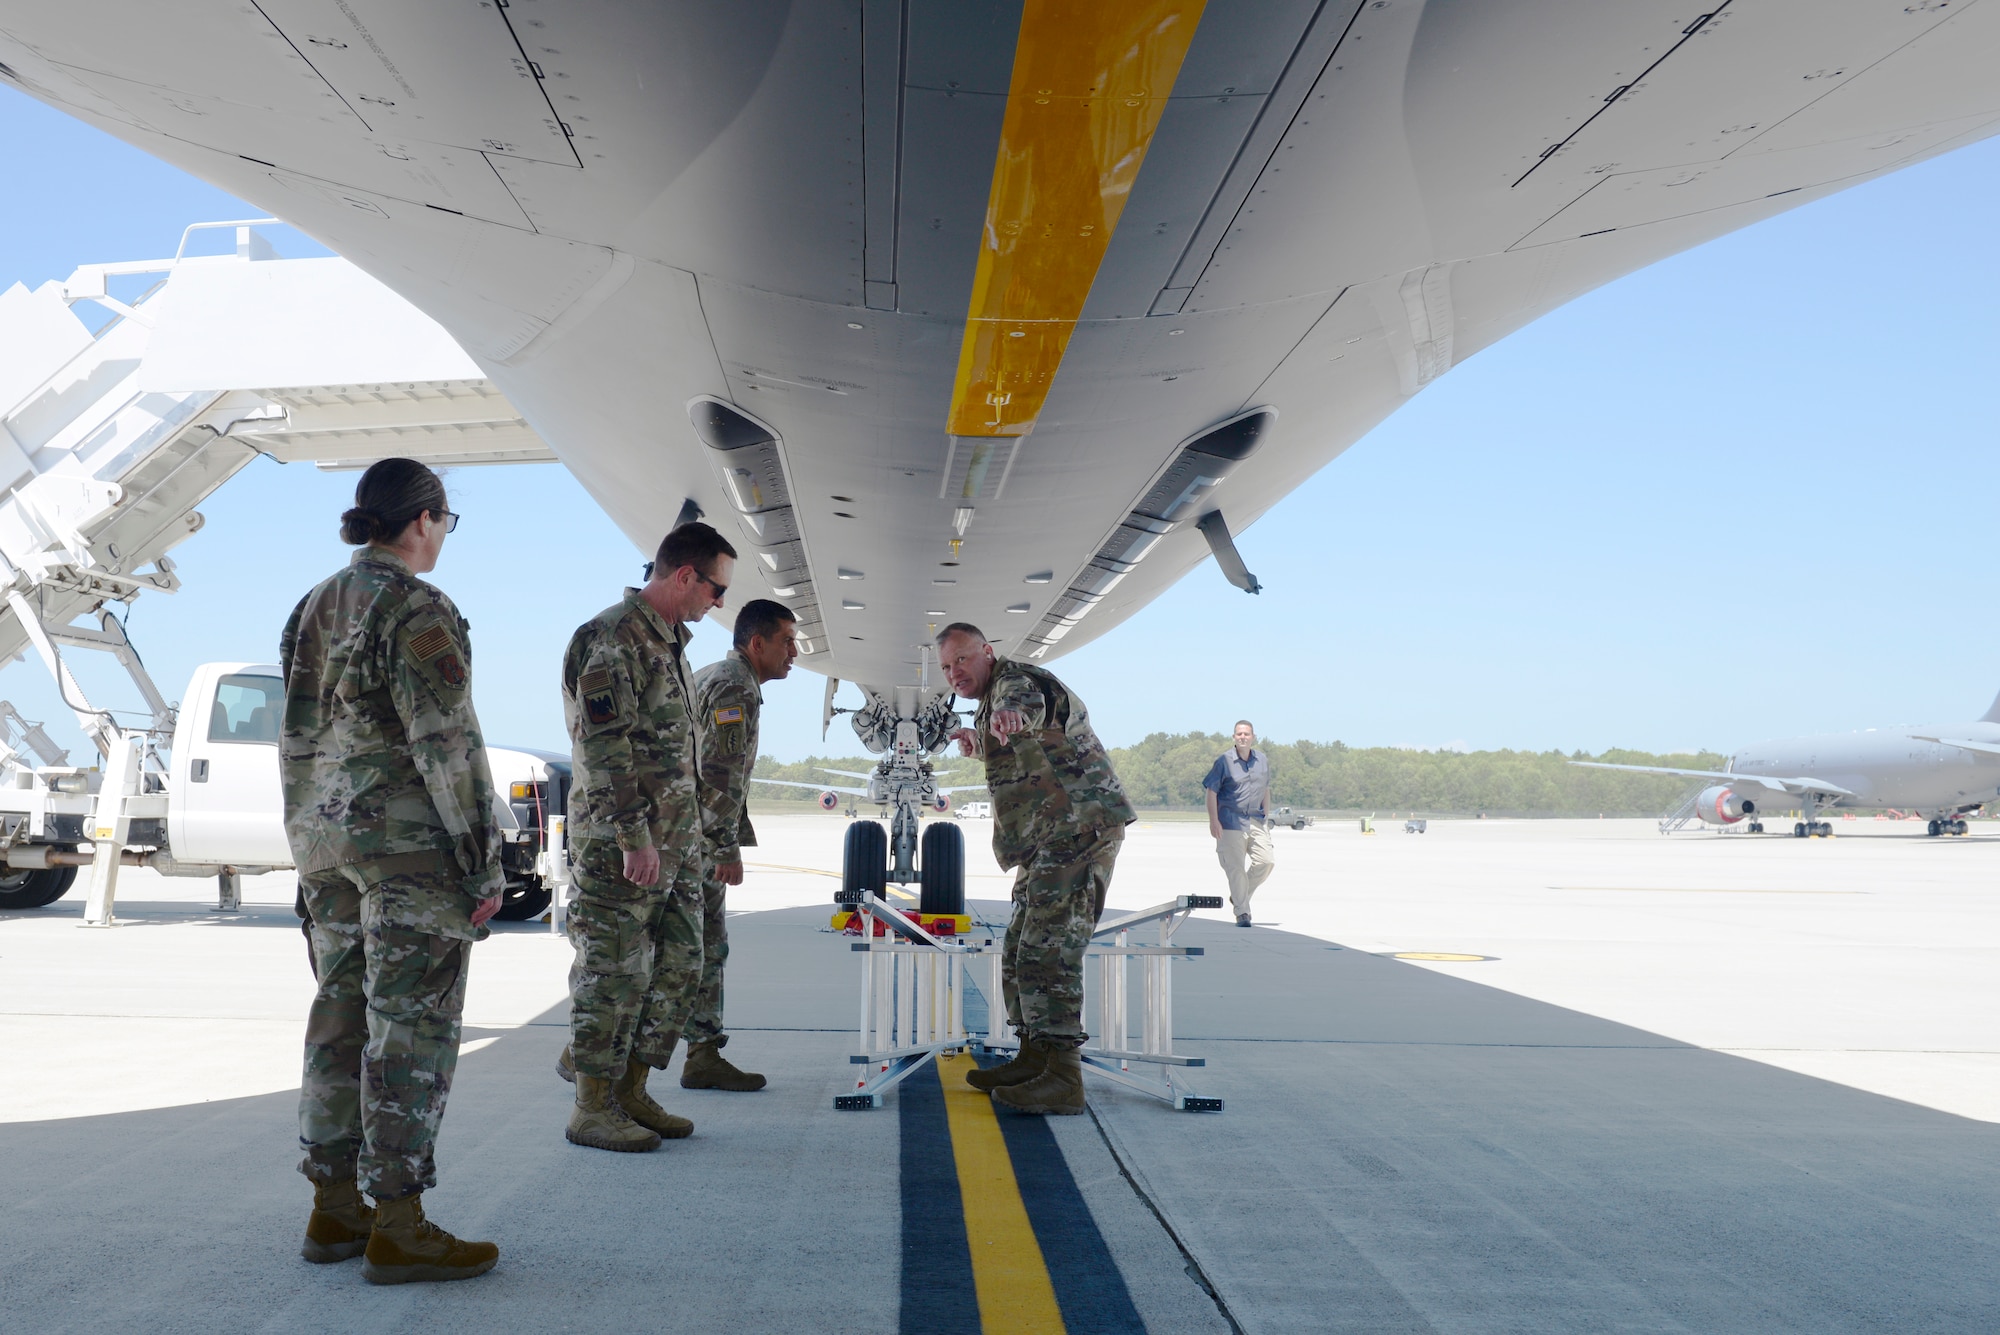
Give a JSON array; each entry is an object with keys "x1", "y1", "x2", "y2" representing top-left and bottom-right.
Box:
[
  {"x1": 843, "y1": 821, "x2": 888, "y2": 900},
  {"x1": 919, "y1": 821, "x2": 966, "y2": 916},
  {"x1": 0, "y1": 865, "x2": 78, "y2": 910},
  {"x1": 1293, "y1": 820, "x2": 1308, "y2": 831},
  {"x1": 493, "y1": 878, "x2": 553, "y2": 921}
]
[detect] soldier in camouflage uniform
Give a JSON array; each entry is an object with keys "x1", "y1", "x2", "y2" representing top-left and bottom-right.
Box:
[
  {"x1": 937, "y1": 622, "x2": 1135, "y2": 1115},
  {"x1": 559, "y1": 522, "x2": 736, "y2": 1152},
  {"x1": 282, "y1": 458, "x2": 501, "y2": 1284},
  {"x1": 684, "y1": 598, "x2": 799, "y2": 1092}
]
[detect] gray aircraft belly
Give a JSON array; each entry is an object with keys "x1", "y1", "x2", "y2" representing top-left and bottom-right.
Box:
[
  {"x1": 1730, "y1": 725, "x2": 2000, "y2": 813},
  {"x1": 3, "y1": 2, "x2": 1996, "y2": 687}
]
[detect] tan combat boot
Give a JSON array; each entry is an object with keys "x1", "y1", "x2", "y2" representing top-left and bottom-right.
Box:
[
  {"x1": 566, "y1": 1072, "x2": 663, "y2": 1152},
  {"x1": 964, "y1": 1042, "x2": 1046, "y2": 1093},
  {"x1": 616, "y1": 1060, "x2": 695, "y2": 1138},
  {"x1": 681, "y1": 1036, "x2": 767, "y2": 1091},
  {"x1": 301, "y1": 1177, "x2": 374, "y2": 1263},
  {"x1": 360, "y1": 1194, "x2": 498, "y2": 1285},
  {"x1": 555, "y1": 1043, "x2": 575, "y2": 1084},
  {"x1": 991, "y1": 1042, "x2": 1086, "y2": 1115}
]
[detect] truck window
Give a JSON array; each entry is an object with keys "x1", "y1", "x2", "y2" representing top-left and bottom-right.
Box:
[{"x1": 207, "y1": 674, "x2": 283, "y2": 744}]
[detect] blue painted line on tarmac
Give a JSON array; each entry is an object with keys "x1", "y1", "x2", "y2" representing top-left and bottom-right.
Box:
[
  {"x1": 899, "y1": 1057, "x2": 982, "y2": 1334},
  {"x1": 985, "y1": 1058, "x2": 1147, "y2": 1334}
]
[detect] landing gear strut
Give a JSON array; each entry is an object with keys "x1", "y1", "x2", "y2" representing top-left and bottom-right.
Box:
[{"x1": 837, "y1": 686, "x2": 969, "y2": 916}]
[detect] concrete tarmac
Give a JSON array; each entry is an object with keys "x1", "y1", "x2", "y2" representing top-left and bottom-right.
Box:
[{"x1": 3, "y1": 813, "x2": 1997, "y2": 1331}]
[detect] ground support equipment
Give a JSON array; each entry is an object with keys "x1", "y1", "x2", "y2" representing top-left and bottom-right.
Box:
[
  {"x1": 973, "y1": 893, "x2": 1224, "y2": 1112},
  {"x1": 836, "y1": 888, "x2": 990, "y2": 1109},
  {"x1": 836, "y1": 887, "x2": 1226, "y2": 1112}
]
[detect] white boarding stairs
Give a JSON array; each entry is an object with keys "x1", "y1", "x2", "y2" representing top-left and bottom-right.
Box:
[
  {"x1": 0, "y1": 220, "x2": 555, "y2": 925},
  {"x1": 1658, "y1": 785, "x2": 1704, "y2": 835}
]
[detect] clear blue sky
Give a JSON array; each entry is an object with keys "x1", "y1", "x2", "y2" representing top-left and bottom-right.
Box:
[{"x1": 3, "y1": 84, "x2": 1997, "y2": 764}]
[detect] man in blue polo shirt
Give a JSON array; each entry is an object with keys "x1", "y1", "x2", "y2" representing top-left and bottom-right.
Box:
[{"x1": 1204, "y1": 720, "x2": 1275, "y2": 927}]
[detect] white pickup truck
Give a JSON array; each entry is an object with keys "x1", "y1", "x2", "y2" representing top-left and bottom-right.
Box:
[{"x1": 0, "y1": 661, "x2": 568, "y2": 919}]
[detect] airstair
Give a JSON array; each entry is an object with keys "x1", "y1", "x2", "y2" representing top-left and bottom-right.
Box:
[
  {"x1": 0, "y1": 220, "x2": 554, "y2": 922},
  {"x1": 1657, "y1": 786, "x2": 1703, "y2": 834}
]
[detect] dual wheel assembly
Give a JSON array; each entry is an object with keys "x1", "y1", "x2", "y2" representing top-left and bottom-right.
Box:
[
  {"x1": 1927, "y1": 818, "x2": 1970, "y2": 837},
  {"x1": 1793, "y1": 821, "x2": 1833, "y2": 838},
  {"x1": 841, "y1": 819, "x2": 966, "y2": 916},
  {"x1": 0, "y1": 864, "x2": 78, "y2": 910}
]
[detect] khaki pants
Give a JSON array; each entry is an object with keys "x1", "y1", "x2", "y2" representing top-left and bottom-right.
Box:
[{"x1": 1214, "y1": 822, "x2": 1275, "y2": 918}]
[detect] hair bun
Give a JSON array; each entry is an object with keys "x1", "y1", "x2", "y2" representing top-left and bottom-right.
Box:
[{"x1": 339, "y1": 505, "x2": 384, "y2": 545}]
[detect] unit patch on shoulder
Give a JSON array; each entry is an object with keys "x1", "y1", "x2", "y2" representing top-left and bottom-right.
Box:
[
  {"x1": 712, "y1": 705, "x2": 747, "y2": 757},
  {"x1": 403, "y1": 614, "x2": 468, "y2": 705},
  {"x1": 579, "y1": 667, "x2": 619, "y2": 729}
]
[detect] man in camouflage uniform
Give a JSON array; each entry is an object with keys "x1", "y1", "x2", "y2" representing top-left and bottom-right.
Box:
[
  {"x1": 937, "y1": 622, "x2": 1135, "y2": 1115},
  {"x1": 684, "y1": 598, "x2": 798, "y2": 1092},
  {"x1": 283, "y1": 488, "x2": 501, "y2": 1283},
  {"x1": 560, "y1": 522, "x2": 735, "y2": 1152}
]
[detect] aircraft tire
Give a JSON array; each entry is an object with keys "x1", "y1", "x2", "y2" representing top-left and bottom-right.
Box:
[
  {"x1": 918, "y1": 821, "x2": 965, "y2": 916},
  {"x1": 843, "y1": 821, "x2": 888, "y2": 901},
  {"x1": 0, "y1": 865, "x2": 77, "y2": 910},
  {"x1": 1954, "y1": 820, "x2": 1969, "y2": 836},
  {"x1": 1794, "y1": 823, "x2": 1807, "y2": 838},
  {"x1": 493, "y1": 878, "x2": 553, "y2": 921},
  {"x1": 1927, "y1": 819, "x2": 1942, "y2": 837}
]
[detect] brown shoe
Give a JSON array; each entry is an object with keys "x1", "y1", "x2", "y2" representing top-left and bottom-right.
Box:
[
  {"x1": 992, "y1": 1042, "x2": 1086, "y2": 1116},
  {"x1": 360, "y1": 1194, "x2": 497, "y2": 1285},
  {"x1": 301, "y1": 1178, "x2": 373, "y2": 1264},
  {"x1": 617, "y1": 1060, "x2": 695, "y2": 1138},
  {"x1": 566, "y1": 1073, "x2": 663, "y2": 1153},
  {"x1": 555, "y1": 1043, "x2": 575, "y2": 1084},
  {"x1": 681, "y1": 1037, "x2": 767, "y2": 1092},
  {"x1": 965, "y1": 1043, "x2": 1046, "y2": 1092}
]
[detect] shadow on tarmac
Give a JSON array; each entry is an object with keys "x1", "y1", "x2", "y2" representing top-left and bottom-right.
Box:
[{"x1": 4, "y1": 906, "x2": 1998, "y2": 1332}]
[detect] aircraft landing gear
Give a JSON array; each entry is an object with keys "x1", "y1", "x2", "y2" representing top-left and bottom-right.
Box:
[
  {"x1": 1933, "y1": 818, "x2": 1971, "y2": 836},
  {"x1": 1795, "y1": 821, "x2": 1831, "y2": 838},
  {"x1": 1747, "y1": 821, "x2": 1764, "y2": 834}
]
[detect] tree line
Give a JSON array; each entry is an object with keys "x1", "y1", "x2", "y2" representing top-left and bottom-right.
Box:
[{"x1": 750, "y1": 733, "x2": 1727, "y2": 817}]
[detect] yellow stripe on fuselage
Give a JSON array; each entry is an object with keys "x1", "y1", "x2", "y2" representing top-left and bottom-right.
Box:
[
  {"x1": 936, "y1": 1052, "x2": 1067, "y2": 1332},
  {"x1": 945, "y1": 0, "x2": 1208, "y2": 441}
]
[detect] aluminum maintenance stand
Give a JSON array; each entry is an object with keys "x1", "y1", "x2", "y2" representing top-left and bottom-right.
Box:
[{"x1": 834, "y1": 889, "x2": 1224, "y2": 1112}]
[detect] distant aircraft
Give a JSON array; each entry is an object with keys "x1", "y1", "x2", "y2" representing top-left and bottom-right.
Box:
[{"x1": 1574, "y1": 694, "x2": 2000, "y2": 838}]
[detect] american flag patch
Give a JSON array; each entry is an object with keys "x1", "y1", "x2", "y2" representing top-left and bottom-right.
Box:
[
  {"x1": 714, "y1": 706, "x2": 743, "y2": 725},
  {"x1": 407, "y1": 623, "x2": 452, "y2": 661}
]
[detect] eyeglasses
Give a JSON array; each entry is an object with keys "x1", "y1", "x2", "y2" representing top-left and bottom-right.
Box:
[
  {"x1": 696, "y1": 570, "x2": 729, "y2": 600},
  {"x1": 433, "y1": 510, "x2": 461, "y2": 533}
]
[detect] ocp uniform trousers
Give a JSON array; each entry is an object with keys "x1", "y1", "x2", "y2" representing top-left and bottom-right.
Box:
[
  {"x1": 1002, "y1": 833, "x2": 1121, "y2": 1047},
  {"x1": 297, "y1": 851, "x2": 474, "y2": 1202},
  {"x1": 683, "y1": 869, "x2": 731, "y2": 1046},
  {"x1": 1215, "y1": 820, "x2": 1275, "y2": 917},
  {"x1": 565, "y1": 836, "x2": 704, "y2": 1079}
]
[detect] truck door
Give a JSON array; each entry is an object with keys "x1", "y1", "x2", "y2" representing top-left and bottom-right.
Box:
[{"x1": 172, "y1": 668, "x2": 291, "y2": 866}]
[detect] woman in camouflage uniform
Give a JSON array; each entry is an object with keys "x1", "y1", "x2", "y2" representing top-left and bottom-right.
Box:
[{"x1": 282, "y1": 457, "x2": 503, "y2": 1285}]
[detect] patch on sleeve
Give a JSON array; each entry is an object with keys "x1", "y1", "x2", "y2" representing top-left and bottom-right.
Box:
[
  {"x1": 714, "y1": 706, "x2": 744, "y2": 725},
  {"x1": 579, "y1": 667, "x2": 618, "y2": 728},
  {"x1": 402, "y1": 612, "x2": 469, "y2": 704}
]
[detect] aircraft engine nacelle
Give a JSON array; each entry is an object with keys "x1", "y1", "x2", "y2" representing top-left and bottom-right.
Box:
[
  {"x1": 818, "y1": 790, "x2": 839, "y2": 812},
  {"x1": 1696, "y1": 786, "x2": 1755, "y2": 824},
  {"x1": 933, "y1": 793, "x2": 951, "y2": 814}
]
